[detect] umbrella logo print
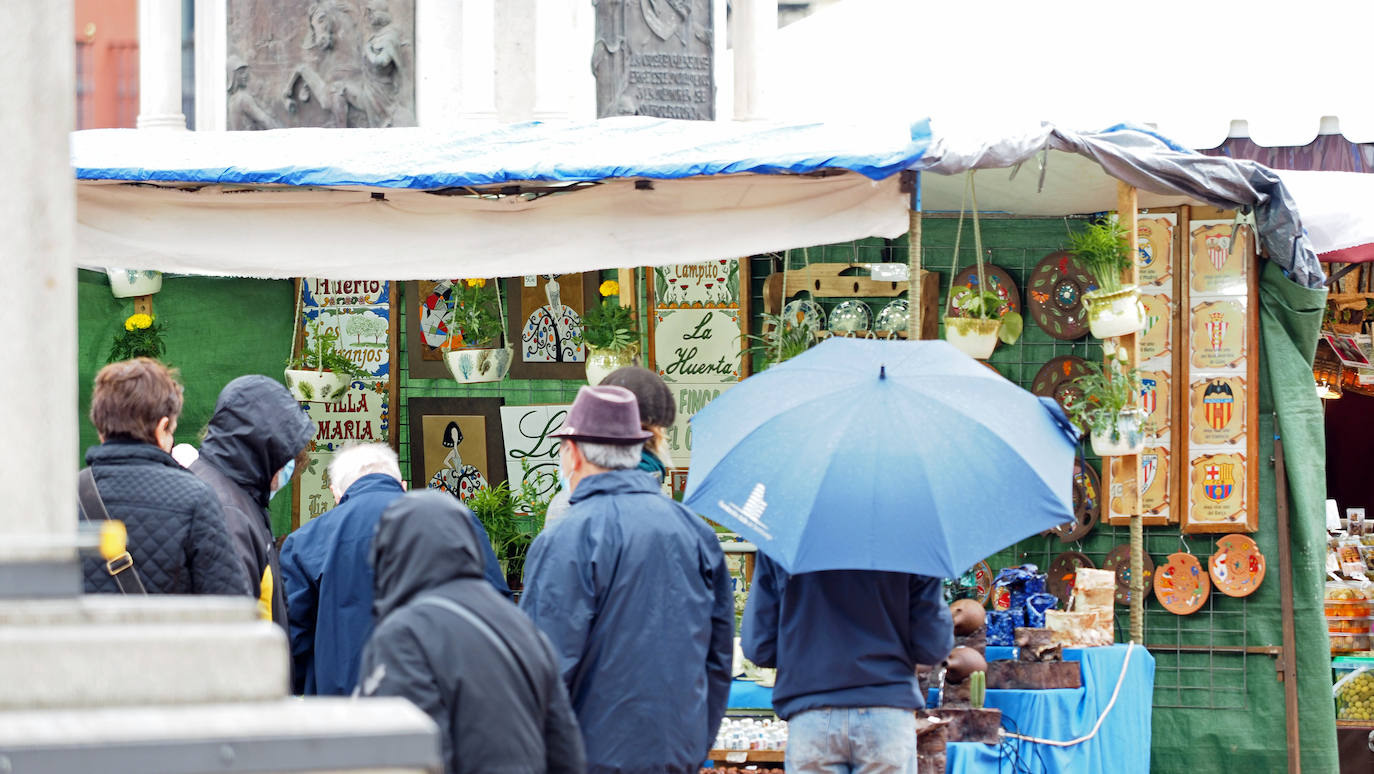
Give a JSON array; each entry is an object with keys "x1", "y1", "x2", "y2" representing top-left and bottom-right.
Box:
[{"x1": 719, "y1": 484, "x2": 772, "y2": 540}]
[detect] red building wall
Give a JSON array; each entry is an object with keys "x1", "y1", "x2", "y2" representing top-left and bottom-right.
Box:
[{"x1": 75, "y1": 0, "x2": 138, "y2": 129}]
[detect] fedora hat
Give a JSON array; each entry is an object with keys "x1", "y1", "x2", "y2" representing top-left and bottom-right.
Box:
[{"x1": 550, "y1": 385, "x2": 655, "y2": 445}]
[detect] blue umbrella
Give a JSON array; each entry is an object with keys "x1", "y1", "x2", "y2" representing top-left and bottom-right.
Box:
[{"x1": 684, "y1": 337, "x2": 1078, "y2": 577}]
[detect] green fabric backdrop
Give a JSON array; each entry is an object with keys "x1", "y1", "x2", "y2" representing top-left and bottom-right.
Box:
[{"x1": 76, "y1": 270, "x2": 298, "y2": 535}]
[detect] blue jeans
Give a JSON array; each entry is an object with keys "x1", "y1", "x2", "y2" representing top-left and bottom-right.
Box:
[{"x1": 785, "y1": 707, "x2": 918, "y2": 774}]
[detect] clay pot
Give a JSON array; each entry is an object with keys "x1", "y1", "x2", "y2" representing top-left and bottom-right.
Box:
[
  {"x1": 950, "y1": 599, "x2": 987, "y2": 636},
  {"x1": 945, "y1": 646, "x2": 988, "y2": 684}
]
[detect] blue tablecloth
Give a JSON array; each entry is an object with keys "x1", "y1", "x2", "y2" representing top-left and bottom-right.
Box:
[
  {"x1": 945, "y1": 644, "x2": 1154, "y2": 774},
  {"x1": 728, "y1": 678, "x2": 776, "y2": 710}
]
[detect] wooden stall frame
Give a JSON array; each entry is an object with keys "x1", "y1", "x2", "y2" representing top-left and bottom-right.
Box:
[{"x1": 1115, "y1": 183, "x2": 1146, "y2": 644}]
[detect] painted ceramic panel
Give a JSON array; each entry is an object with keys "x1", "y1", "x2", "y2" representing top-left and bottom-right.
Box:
[
  {"x1": 653, "y1": 308, "x2": 743, "y2": 384},
  {"x1": 1188, "y1": 453, "x2": 1246, "y2": 525},
  {"x1": 1139, "y1": 293, "x2": 1172, "y2": 363},
  {"x1": 421, "y1": 415, "x2": 490, "y2": 503},
  {"x1": 1139, "y1": 370, "x2": 1171, "y2": 439},
  {"x1": 1190, "y1": 221, "x2": 1249, "y2": 295},
  {"x1": 296, "y1": 452, "x2": 337, "y2": 526},
  {"x1": 302, "y1": 278, "x2": 390, "y2": 308},
  {"x1": 1190, "y1": 376, "x2": 1246, "y2": 446},
  {"x1": 517, "y1": 275, "x2": 587, "y2": 364},
  {"x1": 1190, "y1": 301, "x2": 1246, "y2": 369},
  {"x1": 500, "y1": 405, "x2": 569, "y2": 503},
  {"x1": 1140, "y1": 446, "x2": 1169, "y2": 515},
  {"x1": 664, "y1": 383, "x2": 725, "y2": 462},
  {"x1": 653, "y1": 260, "x2": 741, "y2": 308},
  {"x1": 304, "y1": 306, "x2": 391, "y2": 378},
  {"x1": 1107, "y1": 456, "x2": 1138, "y2": 517},
  {"x1": 1136, "y1": 214, "x2": 1175, "y2": 287},
  {"x1": 298, "y1": 380, "x2": 391, "y2": 525}
]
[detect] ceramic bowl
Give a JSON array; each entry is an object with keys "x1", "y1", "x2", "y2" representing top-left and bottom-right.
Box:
[
  {"x1": 782, "y1": 299, "x2": 826, "y2": 334},
  {"x1": 829, "y1": 300, "x2": 873, "y2": 334},
  {"x1": 874, "y1": 299, "x2": 910, "y2": 335}
]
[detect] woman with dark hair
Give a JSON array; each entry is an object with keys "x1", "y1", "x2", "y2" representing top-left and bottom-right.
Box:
[{"x1": 428, "y1": 420, "x2": 488, "y2": 502}]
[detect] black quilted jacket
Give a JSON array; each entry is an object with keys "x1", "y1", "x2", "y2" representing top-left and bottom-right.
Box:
[{"x1": 81, "y1": 439, "x2": 252, "y2": 596}]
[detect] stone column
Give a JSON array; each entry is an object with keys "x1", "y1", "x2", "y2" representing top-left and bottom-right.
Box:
[
  {"x1": 193, "y1": 0, "x2": 227, "y2": 131},
  {"x1": 416, "y1": 0, "x2": 462, "y2": 127},
  {"x1": 460, "y1": 0, "x2": 499, "y2": 123},
  {"x1": 0, "y1": 0, "x2": 78, "y2": 591},
  {"x1": 531, "y1": 0, "x2": 572, "y2": 121},
  {"x1": 732, "y1": 0, "x2": 776, "y2": 121},
  {"x1": 138, "y1": 0, "x2": 188, "y2": 130}
]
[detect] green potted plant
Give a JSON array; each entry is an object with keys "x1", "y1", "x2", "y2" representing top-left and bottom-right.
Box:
[
  {"x1": 746, "y1": 311, "x2": 816, "y2": 370},
  {"x1": 445, "y1": 278, "x2": 514, "y2": 383},
  {"x1": 108, "y1": 312, "x2": 166, "y2": 363},
  {"x1": 285, "y1": 320, "x2": 370, "y2": 403},
  {"x1": 1066, "y1": 344, "x2": 1145, "y2": 456},
  {"x1": 1067, "y1": 219, "x2": 1146, "y2": 339},
  {"x1": 580, "y1": 279, "x2": 639, "y2": 384},
  {"x1": 944, "y1": 286, "x2": 1023, "y2": 359},
  {"x1": 466, "y1": 460, "x2": 550, "y2": 590}
]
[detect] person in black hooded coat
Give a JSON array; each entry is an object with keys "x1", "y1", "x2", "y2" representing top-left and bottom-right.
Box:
[
  {"x1": 356, "y1": 491, "x2": 585, "y2": 774},
  {"x1": 191, "y1": 375, "x2": 313, "y2": 625}
]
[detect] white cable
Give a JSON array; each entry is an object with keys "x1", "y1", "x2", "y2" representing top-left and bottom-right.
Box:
[{"x1": 998, "y1": 642, "x2": 1136, "y2": 748}]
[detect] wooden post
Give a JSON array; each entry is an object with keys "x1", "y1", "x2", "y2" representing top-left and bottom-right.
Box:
[
  {"x1": 133, "y1": 295, "x2": 153, "y2": 317},
  {"x1": 907, "y1": 172, "x2": 923, "y2": 338},
  {"x1": 618, "y1": 268, "x2": 636, "y2": 310},
  {"x1": 1116, "y1": 182, "x2": 1145, "y2": 644},
  {"x1": 1274, "y1": 435, "x2": 1303, "y2": 774}
]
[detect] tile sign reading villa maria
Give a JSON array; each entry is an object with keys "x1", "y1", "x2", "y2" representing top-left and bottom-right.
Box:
[
  {"x1": 294, "y1": 279, "x2": 393, "y2": 526},
  {"x1": 647, "y1": 260, "x2": 747, "y2": 469}
]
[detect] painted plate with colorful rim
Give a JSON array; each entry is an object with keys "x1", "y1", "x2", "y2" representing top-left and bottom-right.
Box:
[
  {"x1": 946, "y1": 264, "x2": 1021, "y2": 318},
  {"x1": 971, "y1": 560, "x2": 994, "y2": 607},
  {"x1": 1100, "y1": 544, "x2": 1155, "y2": 606},
  {"x1": 1026, "y1": 251, "x2": 1097, "y2": 340},
  {"x1": 781, "y1": 298, "x2": 826, "y2": 334},
  {"x1": 1044, "y1": 459, "x2": 1100, "y2": 543},
  {"x1": 1031, "y1": 355, "x2": 1091, "y2": 418},
  {"x1": 1208, "y1": 534, "x2": 1266, "y2": 598},
  {"x1": 1047, "y1": 551, "x2": 1096, "y2": 607},
  {"x1": 829, "y1": 299, "x2": 874, "y2": 334},
  {"x1": 1154, "y1": 552, "x2": 1211, "y2": 615},
  {"x1": 874, "y1": 298, "x2": 910, "y2": 335}
]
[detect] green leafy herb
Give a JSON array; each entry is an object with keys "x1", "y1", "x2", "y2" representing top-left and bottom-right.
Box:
[
  {"x1": 581, "y1": 298, "x2": 638, "y2": 352},
  {"x1": 448, "y1": 278, "x2": 505, "y2": 348},
  {"x1": 465, "y1": 459, "x2": 551, "y2": 584},
  {"x1": 1067, "y1": 219, "x2": 1133, "y2": 294},
  {"x1": 287, "y1": 320, "x2": 371, "y2": 379},
  {"x1": 108, "y1": 313, "x2": 166, "y2": 363},
  {"x1": 950, "y1": 287, "x2": 1022, "y2": 344},
  {"x1": 746, "y1": 312, "x2": 815, "y2": 370},
  {"x1": 1065, "y1": 351, "x2": 1143, "y2": 441}
]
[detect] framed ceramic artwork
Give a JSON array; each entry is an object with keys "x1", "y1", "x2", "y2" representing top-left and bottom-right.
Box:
[
  {"x1": 405, "y1": 280, "x2": 463, "y2": 380},
  {"x1": 1190, "y1": 301, "x2": 1246, "y2": 370},
  {"x1": 1136, "y1": 214, "x2": 1176, "y2": 288},
  {"x1": 505, "y1": 273, "x2": 601, "y2": 380},
  {"x1": 1189, "y1": 220, "x2": 1251, "y2": 296},
  {"x1": 1189, "y1": 376, "x2": 1246, "y2": 447},
  {"x1": 1140, "y1": 446, "x2": 1169, "y2": 516},
  {"x1": 408, "y1": 397, "x2": 507, "y2": 504},
  {"x1": 1026, "y1": 251, "x2": 1093, "y2": 341},
  {"x1": 1139, "y1": 370, "x2": 1171, "y2": 439},
  {"x1": 1186, "y1": 453, "x2": 1247, "y2": 528},
  {"x1": 1139, "y1": 293, "x2": 1172, "y2": 362}
]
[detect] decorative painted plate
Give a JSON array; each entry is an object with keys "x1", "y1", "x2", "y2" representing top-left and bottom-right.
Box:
[
  {"x1": 1047, "y1": 551, "x2": 1096, "y2": 607},
  {"x1": 1031, "y1": 356, "x2": 1091, "y2": 417},
  {"x1": 874, "y1": 299, "x2": 910, "y2": 335},
  {"x1": 971, "y1": 560, "x2": 994, "y2": 606},
  {"x1": 1208, "y1": 534, "x2": 1266, "y2": 598},
  {"x1": 1101, "y1": 544, "x2": 1155, "y2": 606},
  {"x1": 1154, "y1": 552, "x2": 1211, "y2": 615},
  {"x1": 781, "y1": 298, "x2": 827, "y2": 335},
  {"x1": 830, "y1": 300, "x2": 873, "y2": 334},
  {"x1": 946, "y1": 265, "x2": 1021, "y2": 318},
  {"x1": 1026, "y1": 251, "x2": 1097, "y2": 340},
  {"x1": 1045, "y1": 459, "x2": 1100, "y2": 543}
]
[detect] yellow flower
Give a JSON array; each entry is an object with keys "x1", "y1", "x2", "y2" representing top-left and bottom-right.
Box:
[
  {"x1": 124, "y1": 313, "x2": 153, "y2": 331},
  {"x1": 464, "y1": 278, "x2": 487, "y2": 288},
  {"x1": 600, "y1": 280, "x2": 620, "y2": 298}
]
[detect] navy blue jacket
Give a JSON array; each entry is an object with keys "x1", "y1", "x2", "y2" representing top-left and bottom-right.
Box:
[
  {"x1": 280, "y1": 474, "x2": 512, "y2": 696},
  {"x1": 741, "y1": 553, "x2": 954, "y2": 720},
  {"x1": 521, "y1": 469, "x2": 733, "y2": 774}
]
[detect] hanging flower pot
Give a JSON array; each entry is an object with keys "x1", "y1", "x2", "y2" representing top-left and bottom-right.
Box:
[
  {"x1": 107, "y1": 268, "x2": 163, "y2": 298},
  {"x1": 1084, "y1": 285, "x2": 1145, "y2": 339},
  {"x1": 445, "y1": 346, "x2": 514, "y2": 384},
  {"x1": 586, "y1": 345, "x2": 637, "y2": 385},
  {"x1": 284, "y1": 368, "x2": 351, "y2": 403},
  {"x1": 1090, "y1": 408, "x2": 1146, "y2": 457},
  {"x1": 944, "y1": 317, "x2": 1002, "y2": 360}
]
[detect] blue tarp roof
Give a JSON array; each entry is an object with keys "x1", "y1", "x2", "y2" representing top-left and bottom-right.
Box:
[{"x1": 71, "y1": 116, "x2": 935, "y2": 189}]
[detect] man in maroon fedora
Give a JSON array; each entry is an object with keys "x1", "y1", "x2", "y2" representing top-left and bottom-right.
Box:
[{"x1": 521, "y1": 385, "x2": 733, "y2": 774}]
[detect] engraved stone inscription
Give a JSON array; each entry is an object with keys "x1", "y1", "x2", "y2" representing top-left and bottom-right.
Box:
[{"x1": 594, "y1": 0, "x2": 714, "y2": 120}]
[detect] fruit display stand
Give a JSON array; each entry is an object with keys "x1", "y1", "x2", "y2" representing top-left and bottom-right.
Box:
[{"x1": 1333, "y1": 656, "x2": 1374, "y2": 773}]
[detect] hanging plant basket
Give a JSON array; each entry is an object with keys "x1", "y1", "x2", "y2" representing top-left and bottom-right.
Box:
[
  {"x1": 1084, "y1": 285, "x2": 1145, "y2": 339},
  {"x1": 445, "y1": 346, "x2": 514, "y2": 384},
  {"x1": 285, "y1": 368, "x2": 351, "y2": 403},
  {"x1": 107, "y1": 269, "x2": 163, "y2": 298},
  {"x1": 586, "y1": 345, "x2": 637, "y2": 385},
  {"x1": 1090, "y1": 408, "x2": 1145, "y2": 456},
  {"x1": 944, "y1": 317, "x2": 1001, "y2": 360}
]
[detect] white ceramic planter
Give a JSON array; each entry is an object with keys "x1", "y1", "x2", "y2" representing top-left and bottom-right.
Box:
[
  {"x1": 1084, "y1": 286, "x2": 1145, "y2": 339},
  {"x1": 107, "y1": 269, "x2": 163, "y2": 298},
  {"x1": 586, "y1": 346, "x2": 637, "y2": 385},
  {"x1": 944, "y1": 317, "x2": 1001, "y2": 360},
  {"x1": 445, "y1": 346, "x2": 513, "y2": 384},
  {"x1": 1090, "y1": 409, "x2": 1146, "y2": 456},
  {"x1": 285, "y1": 369, "x2": 351, "y2": 403}
]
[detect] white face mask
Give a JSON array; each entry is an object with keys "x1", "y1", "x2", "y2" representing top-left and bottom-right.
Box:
[
  {"x1": 557, "y1": 447, "x2": 572, "y2": 492},
  {"x1": 654, "y1": 435, "x2": 676, "y2": 470},
  {"x1": 270, "y1": 459, "x2": 296, "y2": 499}
]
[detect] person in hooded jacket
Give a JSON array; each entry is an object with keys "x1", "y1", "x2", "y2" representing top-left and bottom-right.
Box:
[
  {"x1": 521, "y1": 385, "x2": 733, "y2": 774},
  {"x1": 280, "y1": 443, "x2": 513, "y2": 697},
  {"x1": 191, "y1": 375, "x2": 313, "y2": 625},
  {"x1": 357, "y1": 490, "x2": 585, "y2": 774}
]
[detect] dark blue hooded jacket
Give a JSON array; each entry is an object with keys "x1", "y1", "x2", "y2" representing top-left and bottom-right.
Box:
[
  {"x1": 280, "y1": 474, "x2": 512, "y2": 696},
  {"x1": 741, "y1": 552, "x2": 954, "y2": 720},
  {"x1": 520, "y1": 469, "x2": 733, "y2": 774}
]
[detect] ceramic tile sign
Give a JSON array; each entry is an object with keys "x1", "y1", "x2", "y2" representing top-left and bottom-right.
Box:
[
  {"x1": 1188, "y1": 453, "x2": 1247, "y2": 526},
  {"x1": 1189, "y1": 376, "x2": 1246, "y2": 447},
  {"x1": 1107, "y1": 457, "x2": 1138, "y2": 517},
  {"x1": 1190, "y1": 221, "x2": 1250, "y2": 295},
  {"x1": 515, "y1": 275, "x2": 589, "y2": 364},
  {"x1": 652, "y1": 260, "x2": 741, "y2": 309},
  {"x1": 1190, "y1": 301, "x2": 1246, "y2": 370},
  {"x1": 1136, "y1": 214, "x2": 1176, "y2": 288},
  {"x1": 1139, "y1": 370, "x2": 1171, "y2": 439},
  {"x1": 665, "y1": 383, "x2": 725, "y2": 461},
  {"x1": 302, "y1": 278, "x2": 391, "y2": 308},
  {"x1": 1108, "y1": 446, "x2": 1169, "y2": 520},
  {"x1": 303, "y1": 306, "x2": 392, "y2": 378},
  {"x1": 653, "y1": 308, "x2": 744, "y2": 384},
  {"x1": 1139, "y1": 293, "x2": 1172, "y2": 363},
  {"x1": 296, "y1": 383, "x2": 392, "y2": 522},
  {"x1": 500, "y1": 405, "x2": 570, "y2": 503}
]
